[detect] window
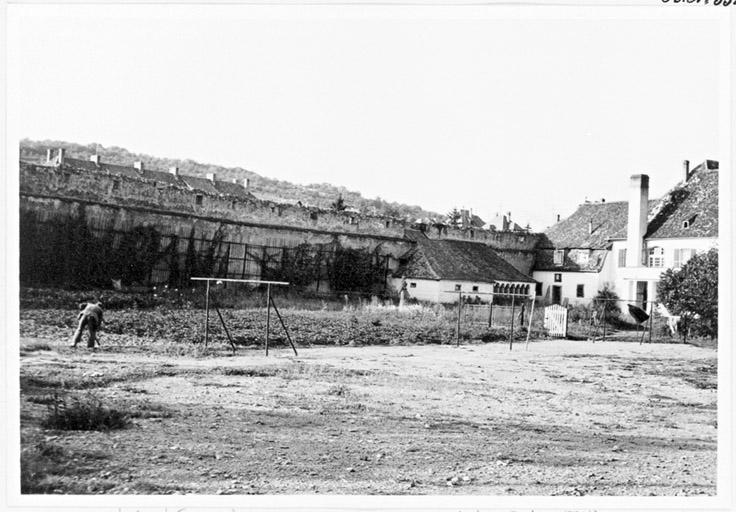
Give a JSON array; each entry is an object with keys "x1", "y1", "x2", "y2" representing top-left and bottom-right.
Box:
[
  {"x1": 409, "y1": 282, "x2": 416, "y2": 288},
  {"x1": 469, "y1": 230, "x2": 475, "y2": 239},
  {"x1": 385, "y1": 220, "x2": 391, "y2": 228},
  {"x1": 472, "y1": 285, "x2": 479, "y2": 292},
  {"x1": 648, "y1": 247, "x2": 664, "y2": 267},
  {"x1": 454, "y1": 284, "x2": 461, "y2": 292},
  {"x1": 576, "y1": 284, "x2": 584, "y2": 298},
  {"x1": 310, "y1": 212, "x2": 318, "y2": 221},
  {"x1": 674, "y1": 248, "x2": 696, "y2": 269},
  {"x1": 112, "y1": 180, "x2": 120, "y2": 191},
  {"x1": 682, "y1": 220, "x2": 690, "y2": 229},
  {"x1": 553, "y1": 250, "x2": 565, "y2": 266},
  {"x1": 554, "y1": 273, "x2": 562, "y2": 283},
  {"x1": 618, "y1": 248, "x2": 627, "y2": 267},
  {"x1": 535, "y1": 282, "x2": 543, "y2": 296},
  {"x1": 195, "y1": 194, "x2": 203, "y2": 205}
]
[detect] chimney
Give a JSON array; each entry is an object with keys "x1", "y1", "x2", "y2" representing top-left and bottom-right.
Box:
[
  {"x1": 89, "y1": 154, "x2": 100, "y2": 165},
  {"x1": 625, "y1": 174, "x2": 649, "y2": 267},
  {"x1": 56, "y1": 148, "x2": 65, "y2": 165},
  {"x1": 206, "y1": 173, "x2": 216, "y2": 182},
  {"x1": 588, "y1": 220, "x2": 593, "y2": 234},
  {"x1": 460, "y1": 209, "x2": 470, "y2": 229},
  {"x1": 169, "y1": 166, "x2": 179, "y2": 176},
  {"x1": 46, "y1": 149, "x2": 53, "y2": 163},
  {"x1": 683, "y1": 160, "x2": 690, "y2": 182},
  {"x1": 133, "y1": 161, "x2": 144, "y2": 171},
  {"x1": 556, "y1": 214, "x2": 560, "y2": 223},
  {"x1": 243, "y1": 177, "x2": 249, "y2": 189}
]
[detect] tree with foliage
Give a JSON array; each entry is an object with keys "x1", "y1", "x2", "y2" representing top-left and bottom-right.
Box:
[
  {"x1": 658, "y1": 248, "x2": 718, "y2": 340},
  {"x1": 446, "y1": 208, "x2": 462, "y2": 227},
  {"x1": 330, "y1": 195, "x2": 347, "y2": 212}
]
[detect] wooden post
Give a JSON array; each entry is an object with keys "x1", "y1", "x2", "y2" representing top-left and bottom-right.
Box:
[
  {"x1": 266, "y1": 283, "x2": 271, "y2": 356},
  {"x1": 509, "y1": 294, "x2": 516, "y2": 350},
  {"x1": 456, "y1": 291, "x2": 462, "y2": 347},
  {"x1": 488, "y1": 297, "x2": 494, "y2": 328},
  {"x1": 204, "y1": 279, "x2": 210, "y2": 347},
  {"x1": 525, "y1": 295, "x2": 536, "y2": 350},
  {"x1": 648, "y1": 306, "x2": 654, "y2": 344}
]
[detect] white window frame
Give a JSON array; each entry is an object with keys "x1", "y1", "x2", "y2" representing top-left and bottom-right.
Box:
[
  {"x1": 648, "y1": 246, "x2": 665, "y2": 268},
  {"x1": 553, "y1": 250, "x2": 564, "y2": 266}
]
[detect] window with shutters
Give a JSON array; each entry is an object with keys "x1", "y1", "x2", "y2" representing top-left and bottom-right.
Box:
[
  {"x1": 674, "y1": 248, "x2": 696, "y2": 269},
  {"x1": 618, "y1": 248, "x2": 627, "y2": 267}
]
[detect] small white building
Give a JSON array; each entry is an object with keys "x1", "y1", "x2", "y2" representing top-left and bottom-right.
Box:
[
  {"x1": 532, "y1": 160, "x2": 718, "y2": 310},
  {"x1": 390, "y1": 231, "x2": 535, "y2": 304}
]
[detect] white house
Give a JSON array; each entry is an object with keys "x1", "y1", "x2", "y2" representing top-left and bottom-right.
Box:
[
  {"x1": 390, "y1": 230, "x2": 535, "y2": 304},
  {"x1": 532, "y1": 160, "x2": 718, "y2": 310}
]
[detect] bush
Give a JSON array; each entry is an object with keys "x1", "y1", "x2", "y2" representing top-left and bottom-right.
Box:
[
  {"x1": 593, "y1": 285, "x2": 621, "y2": 320},
  {"x1": 43, "y1": 393, "x2": 130, "y2": 431}
]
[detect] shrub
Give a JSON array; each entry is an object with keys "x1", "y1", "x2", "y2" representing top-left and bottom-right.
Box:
[
  {"x1": 43, "y1": 393, "x2": 130, "y2": 431},
  {"x1": 593, "y1": 285, "x2": 621, "y2": 320}
]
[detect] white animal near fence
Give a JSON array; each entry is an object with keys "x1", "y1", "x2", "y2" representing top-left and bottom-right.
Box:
[
  {"x1": 656, "y1": 303, "x2": 681, "y2": 336},
  {"x1": 544, "y1": 305, "x2": 568, "y2": 338}
]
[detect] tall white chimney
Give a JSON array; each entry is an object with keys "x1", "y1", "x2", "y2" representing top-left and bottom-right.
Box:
[
  {"x1": 206, "y1": 173, "x2": 216, "y2": 182},
  {"x1": 56, "y1": 148, "x2": 65, "y2": 165},
  {"x1": 169, "y1": 166, "x2": 179, "y2": 176},
  {"x1": 683, "y1": 160, "x2": 690, "y2": 182},
  {"x1": 625, "y1": 174, "x2": 649, "y2": 267},
  {"x1": 46, "y1": 149, "x2": 53, "y2": 163},
  {"x1": 133, "y1": 161, "x2": 144, "y2": 171},
  {"x1": 89, "y1": 154, "x2": 100, "y2": 165},
  {"x1": 243, "y1": 177, "x2": 249, "y2": 189}
]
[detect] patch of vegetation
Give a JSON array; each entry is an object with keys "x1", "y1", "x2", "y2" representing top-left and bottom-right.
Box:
[{"x1": 42, "y1": 393, "x2": 131, "y2": 431}]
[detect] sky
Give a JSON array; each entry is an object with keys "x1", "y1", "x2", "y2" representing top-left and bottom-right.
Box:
[{"x1": 9, "y1": 4, "x2": 723, "y2": 232}]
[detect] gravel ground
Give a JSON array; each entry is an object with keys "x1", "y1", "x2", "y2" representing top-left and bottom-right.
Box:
[{"x1": 20, "y1": 335, "x2": 716, "y2": 496}]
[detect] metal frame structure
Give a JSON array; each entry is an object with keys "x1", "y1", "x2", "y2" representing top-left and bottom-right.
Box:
[
  {"x1": 446, "y1": 289, "x2": 536, "y2": 350},
  {"x1": 190, "y1": 277, "x2": 298, "y2": 356}
]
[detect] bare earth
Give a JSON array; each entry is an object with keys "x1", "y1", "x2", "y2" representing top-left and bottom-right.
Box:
[{"x1": 20, "y1": 339, "x2": 717, "y2": 495}]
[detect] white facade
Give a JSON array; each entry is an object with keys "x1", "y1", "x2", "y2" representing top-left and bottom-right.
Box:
[
  {"x1": 533, "y1": 237, "x2": 716, "y2": 307},
  {"x1": 389, "y1": 277, "x2": 512, "y2": 304}
]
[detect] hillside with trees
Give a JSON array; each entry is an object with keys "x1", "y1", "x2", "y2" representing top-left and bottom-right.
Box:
[{"x1": 20, "y1": 139, "x2": 441, "y2": 220}]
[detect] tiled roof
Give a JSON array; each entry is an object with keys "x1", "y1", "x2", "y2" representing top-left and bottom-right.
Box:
[
  {"x1": 179, "y1": 175, "x2": 220, "y2": 195},
  {"x1": 646, "y1": 170, "x2": 718, "y2": 239},
  {"x1": 395, "y1": 235, "x2": 535, "y2": 284},
  {"x1": 540, "y1": 200, "x2": 658, "y2": 249},
  {"x1": 212, "y1": 180, "x2": 255, "y2": 200},
  {"x1": 64, "y1": 157, "x2": 141, "y2": 179},
  {"x1": 534, "y1": 248, "x2": 610, "y2": 272},
  {"x1": 141, "y1": 169, "x2": 180, "y2": 186}
]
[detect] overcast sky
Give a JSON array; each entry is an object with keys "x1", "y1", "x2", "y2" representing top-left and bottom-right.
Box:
[{"x1": 9, "y1": 4, "x2": 723, "y2": 231}]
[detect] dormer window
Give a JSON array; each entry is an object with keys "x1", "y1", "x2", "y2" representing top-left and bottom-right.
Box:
[
  {"x1": 195, "y1": 194, "x2": 203, "y2": 206},
  {"x1": 553, "y1": 249, "x2": 565, "y2": 266},
  {"x1": 682, "y1": 220, "x2": 690, "y2": 229}
]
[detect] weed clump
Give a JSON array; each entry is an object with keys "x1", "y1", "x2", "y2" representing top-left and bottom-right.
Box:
[{"x1": 43, "y1": 393, "x2": 130, "y2": 431}]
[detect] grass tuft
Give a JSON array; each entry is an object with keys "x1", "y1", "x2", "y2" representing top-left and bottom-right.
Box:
[{"x1": 42, "y1": 393, "x2": 130, "y2": 431}]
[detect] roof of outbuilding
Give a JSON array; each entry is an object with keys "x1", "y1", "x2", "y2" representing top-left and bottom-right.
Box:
[
  {"x1": 63, "y1": 157, "x2": 142, "y2": 179},
  {"x1": 395, "y1": 234, "x2": 534, "y2": 284}
]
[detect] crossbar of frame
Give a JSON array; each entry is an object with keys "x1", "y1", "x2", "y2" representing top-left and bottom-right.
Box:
[{"x1": 191, "y1": 277, "x2": 289, "y2": 286}]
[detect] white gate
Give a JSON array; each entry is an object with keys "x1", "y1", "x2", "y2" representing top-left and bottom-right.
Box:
[{"x1": 544, "y1": 305, "x2": 568, "y2": 338}]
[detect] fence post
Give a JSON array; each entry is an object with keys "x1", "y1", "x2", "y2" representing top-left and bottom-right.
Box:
[
  {"x1": 456, "y1": 291, "x2": 462, "y2": 347},
  {"x1": 509, "y1": 294, "x2": 516, "y2": 350},
  {"x1": 266, "y1": 283, "x2": 271, "y2": 356},
  {"x1": 204, "y1": 279, "x2": 210, "y2": 347},
  {"x1": 525, "y1": 295, "x2": 536, "y2": 350}
]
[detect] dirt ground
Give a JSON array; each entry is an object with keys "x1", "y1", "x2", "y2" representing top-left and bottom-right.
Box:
[{"x1": 20, "y1": 337, "x2": 716, "y2": 496}]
